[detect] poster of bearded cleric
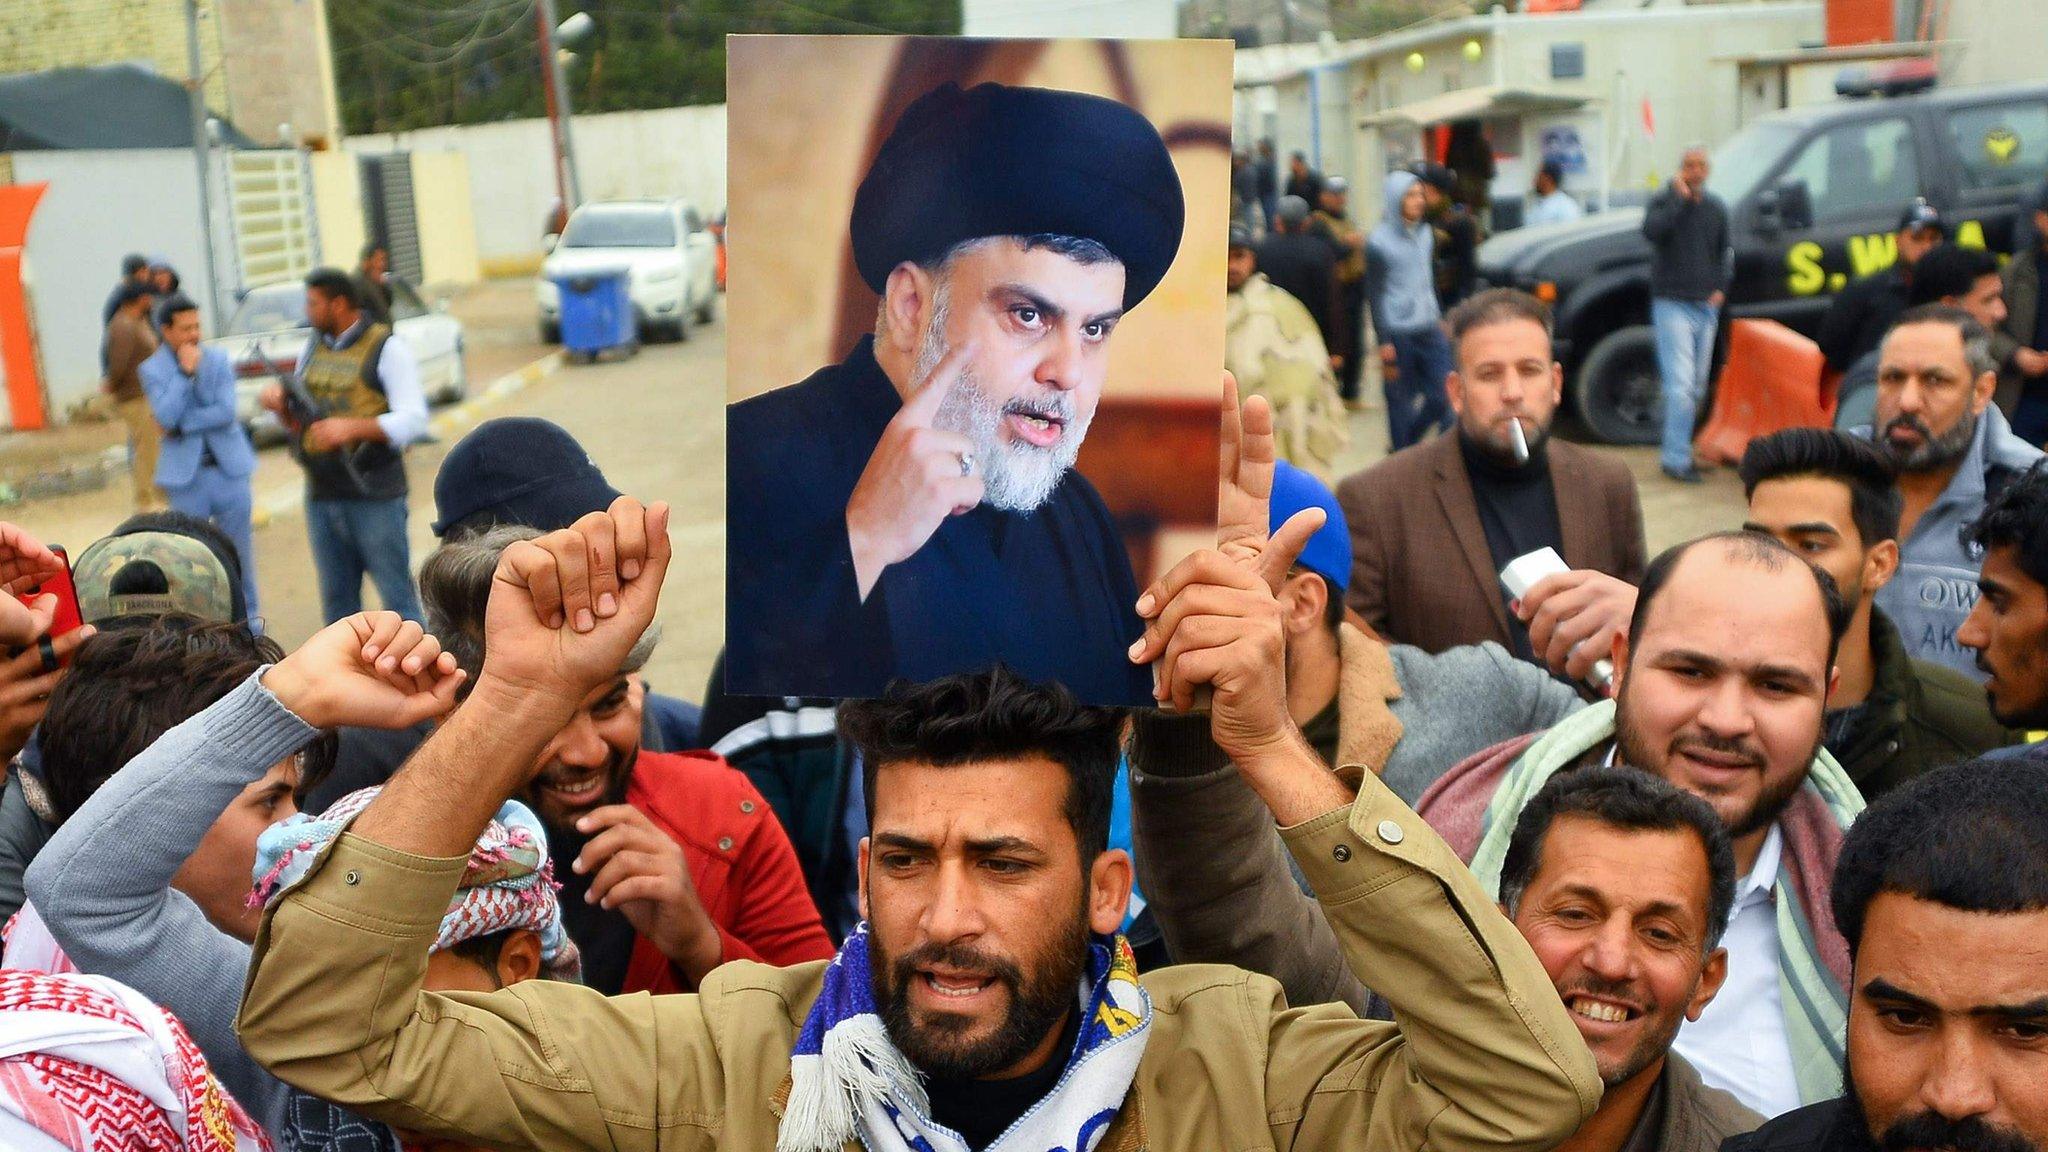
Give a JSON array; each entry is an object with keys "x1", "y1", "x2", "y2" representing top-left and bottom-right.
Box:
[{"x1": 724, "y1": 36, "x2": 1233, "y2": 703}]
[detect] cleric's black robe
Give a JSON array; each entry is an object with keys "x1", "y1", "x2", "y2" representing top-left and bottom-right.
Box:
[{"x1": 726, "y1": 336, "x2": 1152, "y2": 704}]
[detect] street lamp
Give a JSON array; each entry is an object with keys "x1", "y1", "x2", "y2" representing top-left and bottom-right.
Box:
[{"x1": 538, "y1": 3, "x2": 591, "y2": 217}]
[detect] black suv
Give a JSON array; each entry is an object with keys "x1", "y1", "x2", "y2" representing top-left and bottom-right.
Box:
[{"x1": 1477, "y1": 80, "x2": 2048, "y2": 444}]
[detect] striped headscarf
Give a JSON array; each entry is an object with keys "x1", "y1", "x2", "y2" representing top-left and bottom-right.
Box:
[
  {"x1": 0, "y1": 968, "x2": 271, "y2": 1151},
  {"x1": 250, "y1": 788, "x2": 581, "y2": 983}
]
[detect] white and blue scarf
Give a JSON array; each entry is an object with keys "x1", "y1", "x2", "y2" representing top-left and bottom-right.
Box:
[{"x1": 778, "y1": 924, "x2": 1151, "y2": 1152}]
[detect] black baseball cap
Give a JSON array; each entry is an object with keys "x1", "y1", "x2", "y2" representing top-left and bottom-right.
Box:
[
  {"x1": 431, "y1": 418, "x2": 623, "y2": 538},
  {"x1": 1897, "y1": 198, "x2": 1945, "y2": 237}
]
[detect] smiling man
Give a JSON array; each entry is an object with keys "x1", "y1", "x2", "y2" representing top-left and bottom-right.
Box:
[
  {"x1": 726, "y1": 81, "x2": 1183, "y2": 703},
  {"x1": 419, "y1": 525, "x2": 833, "y2": 996},
  {"x1": 1500, "y1": 767, "x2": 1760, "y2": 1152},
  {"x1": 1415, "y1": 532, "x2": 1865, "y2": 1118}
]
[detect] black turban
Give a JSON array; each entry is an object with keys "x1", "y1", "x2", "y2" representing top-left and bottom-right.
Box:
[{"x1": 851, "y1": 82, "x2": 1185, "y2": 310}]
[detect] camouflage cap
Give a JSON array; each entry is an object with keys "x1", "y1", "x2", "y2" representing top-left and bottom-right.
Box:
[{"x1": 72, "y1": 531, "x2": 237, "y2": 625}]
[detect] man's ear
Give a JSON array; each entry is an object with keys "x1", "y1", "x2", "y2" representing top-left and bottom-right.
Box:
[
  {"x1": 1280, "y1": 570, "x2": 1325, "y2": 637},
  {"x1": 1445, "y1": 370, "x2": 1467, "y2": 416},
  {"x1": 881, "y1": 263, "x2": 935, "y2": 358},
  {"x1": 857, "y1": 835, "x2": 872, "y2": 925},
  {"x1": 1088, "y1": 848, "x2": 1133, "y2": 937},
  {"x1": 1864, "y1": 538, "x2": 1900, "y2": 595},
  {"x1": 1609, "y1": 630, "x2": 1632, "y2": 694},
  {"x1": 497, "y1": 929, "x2": 544, "y2": 987},
  {"x1": 1689, "y1": 946, "x2": 1730, "y2": 1021},
  {"x1": 1971, "y1": 369, "x2": 1998, "y2": 416}
]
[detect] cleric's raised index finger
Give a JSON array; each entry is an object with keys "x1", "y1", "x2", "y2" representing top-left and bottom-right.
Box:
[
  {"x1": 1236, "y1": 393, "x2": 1279, "y2": 505},
  {"x1": 1218, "y1": 373, "x2": 1244, "y2": 488},
  {"x1": 899, "y1": 339, "x2": 977, "y2": 427}
]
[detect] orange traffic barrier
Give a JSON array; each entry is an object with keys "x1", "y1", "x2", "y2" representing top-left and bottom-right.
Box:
[
  {"x1": 0, "y1": 183, "x2": 48, "y2": 431},
  {"x1": 1694, "y1": 318, "x2": 1836, "y2": 466}
]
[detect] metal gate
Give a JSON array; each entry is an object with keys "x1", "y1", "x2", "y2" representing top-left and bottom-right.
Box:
[
  {"x1": 360, "y1": 153, "x2": 425, "y2": 284},
  {"x1": 223, "y1": 149, "x2": 320, "y2": 291}
]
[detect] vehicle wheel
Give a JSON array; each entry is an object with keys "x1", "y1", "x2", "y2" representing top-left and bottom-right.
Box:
[
  {"x1": 539, "y1": 319, "x2": 560, "y2": 345},
  {"x1": 1573, "y1": 325, "x2": 1663, "y2": 446},
  {"x1": 695, "y1": 294, "x2": 716, "y2": 326}
]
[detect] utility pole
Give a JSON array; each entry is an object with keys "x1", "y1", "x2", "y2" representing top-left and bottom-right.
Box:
[
  {"x1": 536, "y1": 0, "x2": 583, "y2": 219},
  {"x1": 185, "y1": 0, "x2": 223, "y2": 321}
]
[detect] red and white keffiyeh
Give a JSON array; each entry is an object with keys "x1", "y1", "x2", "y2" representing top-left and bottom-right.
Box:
[{"x1": 0, "y1": 968, "x2": 271, "y2": 1152}]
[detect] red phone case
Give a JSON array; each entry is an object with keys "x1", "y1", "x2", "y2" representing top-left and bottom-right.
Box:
[{"x1": 16, "y1": 546, "x2": 83, "y2": 646}]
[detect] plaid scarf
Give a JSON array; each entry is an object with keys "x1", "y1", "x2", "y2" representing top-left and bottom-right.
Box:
[
  {"x1": 778, "y1": 924, "x2": 1150, "y2": 1152},
  {"x1": 1463, "y1": 700, "x2": 1863, "y2": 1107},
  {"x1": 0, "y1": 969, "x2": 270, "y2": 1152},
  {"x1": 250, "y1": 788, "x2": 582, "y2": 983}
]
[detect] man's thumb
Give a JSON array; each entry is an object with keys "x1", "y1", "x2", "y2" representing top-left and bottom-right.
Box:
[{"x1": 1260, "y1": 508, "x2": 1327, "y2": 588}]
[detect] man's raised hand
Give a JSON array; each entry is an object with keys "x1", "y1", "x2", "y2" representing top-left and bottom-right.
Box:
[
  {"x1": 845, "y1": 342, "x2": 984, "y2": 600},
  {"x1": 0, "y1": 522, "x2": 67, "y2": 649},
  {"x1": 263, "y1": 611, "x2": 466, "y2": 731},
  {"x1": 483, "y1": 496, "x2": 671, "y2": 700},
  {"x1": 1515, "y1": 568, "x2": 1636, "y2": 688},
  {"x1": 1213, "y1": 373, "x2": 1322, "y2": 592}
]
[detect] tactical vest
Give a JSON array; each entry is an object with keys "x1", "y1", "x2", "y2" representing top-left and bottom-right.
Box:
[{"x1": 296, "y1": 323, "x2": 408, "y2": 501}]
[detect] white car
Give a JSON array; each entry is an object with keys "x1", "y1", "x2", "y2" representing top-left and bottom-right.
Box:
[
  {"x1": 536, "y1": 199, "x2": 719, "y2": 344},
  {"x1": 213, "y1": 279, "x2": 467, "y2": 442}
]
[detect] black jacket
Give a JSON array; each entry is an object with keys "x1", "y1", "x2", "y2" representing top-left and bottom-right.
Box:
[
  {"x1": 1817, "y1": 266, "x2": 1910, "y2": 373},
  {"x1": 726, "y1": 336, "x2": 1153, "y2": 704},
  {"x1": 1257, "y1": 231, "x2": 1341, "y2": 354},
  {"x1": 1828, "y1": 607, "x2": 2015, "y2": 800},
  {"x1": 1721, "y1": 1099, "x2": 1855, "y2": 1152},
  {"x1": 1642, "y1": 184, "x2": 1733, "y2": 301}
]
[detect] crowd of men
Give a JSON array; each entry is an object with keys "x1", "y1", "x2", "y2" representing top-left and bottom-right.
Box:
[{"x1": 3, "y1": 142, "x2": 2042, "y2": 1152}]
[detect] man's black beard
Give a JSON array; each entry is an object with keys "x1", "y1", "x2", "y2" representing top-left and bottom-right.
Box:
[
  {"x1": 1838, "y1": 1060, "x2": 2039, "y2": 1152},
  {"x1": 1880, "y1": 410, "x2": 1977, "y2": 473},
  {"x1": 1613, "y1": 686, "x2": 1814, "y2": 841},
  {"x1": 872, "y1": 913, "x2": 1089, "y2": 1081}
]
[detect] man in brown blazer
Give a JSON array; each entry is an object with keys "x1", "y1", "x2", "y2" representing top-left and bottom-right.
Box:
[{"x1": 1339, "y1": 288, "x2": 1645, "y2": 659}]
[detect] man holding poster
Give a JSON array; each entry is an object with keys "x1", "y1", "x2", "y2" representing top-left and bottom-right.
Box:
[{"x1": 726, "y1": 78, "x2": 1188, "y2": 704}]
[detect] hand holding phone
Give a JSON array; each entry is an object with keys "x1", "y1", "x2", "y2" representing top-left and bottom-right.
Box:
[{"x1": 0, "y1": 525, "x2": 70, "y2": 649}]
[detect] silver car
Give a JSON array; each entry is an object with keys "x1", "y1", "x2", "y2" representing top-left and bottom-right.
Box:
[{"x1": 211, "y1": 279, "x2": 467, "y2": 442}]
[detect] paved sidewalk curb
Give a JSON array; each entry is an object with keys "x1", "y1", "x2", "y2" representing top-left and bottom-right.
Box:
[{"x1": 252, "y1": 351, "x2": 564, "y2": 528}]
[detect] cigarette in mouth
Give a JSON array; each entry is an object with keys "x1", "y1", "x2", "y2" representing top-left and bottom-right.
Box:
[{"x1": 1508, "y1": 417, "x2": 1530, "y2": 464}]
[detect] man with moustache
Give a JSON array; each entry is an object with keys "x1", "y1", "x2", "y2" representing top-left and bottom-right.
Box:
[
  {"x1": 418, "y1": 525, "x2": 833, "y2": 996},
  {"x1": 1724, "y1": 755, "x2": 2048, "y2": 1152},
  {"x1": 1500, "y1": 768, "x2": 1761, "y2": 1152},
  {"x1": 1416, "y1": 532, "x2": 1863, "y2": 1118},
  {"x1": 1957, "y1": 466, "x2": 2048, "y2": 750},
  {"x1": 1858, "y1": 306, "x2": 2042, "y2": 678},
  {"x1": 725, "y1": 81, "x2": 1183, "y2": 702},
  {"x1": 1339, "y1": 288, "x2": 1645, "y2": 657}
]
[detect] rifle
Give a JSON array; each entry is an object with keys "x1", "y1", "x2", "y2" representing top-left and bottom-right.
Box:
[{"x1": 280, "y1": 367, "x2": 372, "y2": 493}]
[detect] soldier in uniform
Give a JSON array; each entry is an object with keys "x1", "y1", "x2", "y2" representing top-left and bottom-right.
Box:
[
  {"x1": 1306, "y1": 176, "x2": 1367, "y2": 405},
  {"x1": 260, "y1": 267, "x2": 429, "y2": 623},
  {"x1": 1226, "y1": 226, "x2": 1347, "y2": 478}
]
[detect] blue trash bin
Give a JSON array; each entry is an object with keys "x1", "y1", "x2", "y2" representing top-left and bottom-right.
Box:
[{"x1": 552, "y1": 267, "x2": 635, "y2": 360}]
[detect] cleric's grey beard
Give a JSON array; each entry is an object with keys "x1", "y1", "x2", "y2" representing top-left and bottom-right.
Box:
[{"x1": 915, "y1": 288, "x2": 1093, "y2": 513}]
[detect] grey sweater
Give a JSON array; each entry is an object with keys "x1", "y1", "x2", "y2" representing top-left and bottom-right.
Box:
[
  {"x1": 1130, "y1": 639, "x2": 1583, "y2": 1012},
  {"x1": 23, "y1": 674, "x2": 398, "y2": 1151}
]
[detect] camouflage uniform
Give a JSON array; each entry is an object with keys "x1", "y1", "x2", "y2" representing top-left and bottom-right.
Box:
[{"x1": 1227, "y1": 274, "x2": 1350, "y2": 478}]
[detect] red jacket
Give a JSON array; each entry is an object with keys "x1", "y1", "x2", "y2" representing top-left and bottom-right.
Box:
[{"x1": 621, "y1": 750, "x2": 835, "y2": 994}]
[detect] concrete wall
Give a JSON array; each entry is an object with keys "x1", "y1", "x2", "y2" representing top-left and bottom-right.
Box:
[
  {"x1": 9, "y1": 149, "x2": 228, "y2": 419},
  {"x1": 1941, "y1": 0, "x2": 2048, "y2": 89},
  {"x1": 216, "y1": 0, "x2": 342, "y2": 146},
  {"x1": 348, "y1": 104, "x2": 728, "y2": 277},
  {"x1": 409, "y1": 152, "x2": 480, "y2": 286},
  {"x1": 962, "y1": 0, "x2": 1174, "y2": 38},
  {"x1": 308, "y1": 150, "x2": 366, "y2": 271},
  {"x1": 0, "y1": 0, "x2": 227, "y2": 108}
]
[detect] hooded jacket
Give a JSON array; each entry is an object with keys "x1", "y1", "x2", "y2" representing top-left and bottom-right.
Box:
[{"x1": 1364, "y1": 170, "x2": 1440, "y2": 337}]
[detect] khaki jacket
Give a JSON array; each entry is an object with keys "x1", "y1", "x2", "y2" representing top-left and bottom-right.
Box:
[{"x1": 237, "y1": 774, "x2": 1599, "y2": 1152}]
